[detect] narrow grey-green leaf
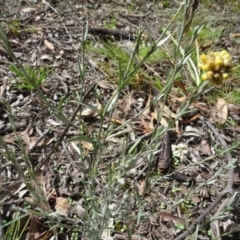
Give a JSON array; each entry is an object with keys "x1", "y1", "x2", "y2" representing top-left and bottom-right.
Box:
[{"x1": 69, "y1": 135, "x2": 95, "y2": 146}]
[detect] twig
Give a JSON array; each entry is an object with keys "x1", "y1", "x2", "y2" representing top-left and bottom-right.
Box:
[
  {"x1": 42, "y1": 0, "x2": 74, "y2": 47},
  {"x1": 205, "y1": 121, "x2": 234, "y2": 191},
  {"x1": 126, "y1": 132, "x2": 153, "y2": 149},
  {"x1": 0, "y1": 211, "x2": 3, "y2": 239},
  {"x1": 61, "y1": 140, "x2": 77, "y2": 167},
  {"x1": 29, "y1": 129, "x2": 50, "y2": 153},
  {"x1": 7, "y1": 205, "x2": 83, "y2": 225},
  {"x1": 175, "y1": 118, "x2": 235, "y2": 240},
  {"x1": 210, "y1": 197, "x2": 231, "y2": 239},
  {"x1": 2, "y1": 198, "x2": 24, "y2": 206},
  {"x1": 100, "y1": 132, "x2": 153, "y2": 160},
  {"x1": 88, "y1": 28, "x2": 136, "y2": 41},
  {"x1": 119, "y1": 12, "x2": 152, "y2": 18},
  {"x1": 0, "y1": 121, "x2": 27, "y2": 135},
  {"x1": 35, "y1": 84, "x2": 95, "y2": 174},
  {"x1": 106, "y1": 124, "x2": 133, "y2": 141}
]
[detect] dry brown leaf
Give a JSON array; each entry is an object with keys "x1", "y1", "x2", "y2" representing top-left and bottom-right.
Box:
[
  {"x1": 44, "y1": 39, "x2": 54, "y2": 50},
  {"x1": 40, "y1": 55, "x2": 53, "y2": 62},
  {"x1": 61, "y1": 69, "x2": 72, "y2": 79},
  {"x1": 3, "y1": 134, "x2": 15, "y2": 144},
  {"x1": 215, "y1": 98, "x2": 228, "y2": 124},
  {"x1": 175, "y1": 119, "x2": 181, "y2": 135},
  {"x1": 82, "y1": 140, "x2": 93, "y2": 150},
  {"x1": 141, "y1": 116, "x2": 153, "y2": 132},
  {"x1": 27, "y1": 216, "x2": 43, "y2": 240},
  {"x1": 21, "y1": 7, "x2": 36, "y2": 13},
  {"x1": 191, "y1": 196, "x2": 201, "y2": 204},
  {"x1": 228, "y1": 103, "x2": 240, "y2": 122},
  {"x1": 173, "y1": 81, "x2": 189, "y2": 96},
  {"x1": 0, "y1": 77, "x2": 7, "y2": 97},
  {"x1": 108, "y1": 117, "x2": 125, "y2": 125},
  {"x1": 183, "y1": 113, "x2": 202, "y2": 124},
  {"x1": 29, "y1": 173, "x2": 51, "y2": 211},
  {"x1": 74, "y1": 202, "x2": 86, "y2": 219},
  {"x1": 55, "y1": 197, "x2": 70, "y2": 217},
  {"x1": 151, "y1": 110, "x2": 169, "y2": 127},
  {"x1": 150, "y1": 116, "x2": 155, "y2": 130},
  {"x1": 158, "y1": 100, "x2": 178, "y2": 119},
  {"x1": 138, "y1": 179, "x2": 146, "y2": 195},
  {"x1": 81, "y1": 100, "x2": 102, "y2": 117},
  {"x1": 143, "y1": 94, "x2": 152, "y2": 116},
  {"x1": 29, "y1": 136, "x2": 53, "y2": 148},
  {"x1": 3, "y1": 124, "x2": 33, "y2": 146},
  {"x1": 101, "y1": 229, "x2": 112, "y2": 238},
  {"x1": 47, "y1": 119, "x2": 62, "y2": 126},
  {"x1": 150, "y1": 100, "x2": 180, "y2": 128},
  {"x1": 118, "y1": 97, "x2": 132, "y2": 115},
  {"x1": 95, "y1": 81, "x2": 115, "y2": 90},
  {"x1": 81, "y1": 108, "x2": 98, "y2": 117},
  {"x1": 27, "y1": 216, "x2": 50, "y2": 240},
  {"x1": 200, "y1": 139, "x2": 211, "y2": 156},
  {"x1": 159, "y1": 212, "x2": 185, "y2": 226},
  {"x1": 33, "y1": 231, "x2": 52, "y2": 240},
  {"x1": 192, "y1": 102, "x2": 210, "y2": 114},
  {"x1": 170, "y1": 94, "x2": 188, "y2": 103}
]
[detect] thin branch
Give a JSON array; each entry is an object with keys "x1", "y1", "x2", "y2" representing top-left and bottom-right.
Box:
[
  {"x1": 175, "y1": 118, "x2": 235, "y2": 240},
  {"x1": 35, "y1": 84, "x2": 95, "y2": 174},
  {"x1": 29, "y1": 129, "x2": 50, "y2": 153}
]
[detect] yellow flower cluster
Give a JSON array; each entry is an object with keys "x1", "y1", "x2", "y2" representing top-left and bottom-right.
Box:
[{"x1": 198, "y1": 50, "x2": 232, "y2": 85}]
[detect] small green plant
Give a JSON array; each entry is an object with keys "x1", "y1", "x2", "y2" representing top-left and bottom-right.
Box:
[
  {"x1": 10, "y1": 65, "x2": 49, "y2": 90},
  {"x1": 7, "y1": 20, "x2": 21, "y2": 36},
  {"x1": 171, "y1": 187, "x2": 182, "y2": 196},
  {"x1": 180, "y1": 199, "x2": 196, "y2": 214},
  {"x1": 7, "y1": 20, "x2": 38, "y2": 36},
  {"x1": 88, "y1": 42, "x2": 170, "y2": 89},
  {"x1": 175, "y1": 222, "x2": 185, "y2": 230},
  {"x1": 103, "y1": 13, "x2": 117, "y2": 29}
]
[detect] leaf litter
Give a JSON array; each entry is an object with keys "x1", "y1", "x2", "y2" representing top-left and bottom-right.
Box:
[{"x1": 0, "y1": 0, "x2": 240, "y2": 240}]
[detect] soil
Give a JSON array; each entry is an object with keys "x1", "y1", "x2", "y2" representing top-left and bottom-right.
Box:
[{"x1": 1, "y1": 1, "x2": 240, "y2": 240}]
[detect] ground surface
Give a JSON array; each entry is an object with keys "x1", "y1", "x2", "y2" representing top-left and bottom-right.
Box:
[{"x1": 1, "y1": 0, "x2": 240, "y2": 240}]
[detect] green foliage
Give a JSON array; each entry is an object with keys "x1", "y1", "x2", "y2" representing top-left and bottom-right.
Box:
[
  {"x1": 88, "y1": 42, "x2": 169, "y2": 89},
  {"x1": 7, "y1": 20, "x2": 21, "y2": 36},
  {"x1": 180, "y1": 199, "x2": 196, "y2": 215},
  {"x1": 0, "y1": 0, "x2": 240, "y2": 239},
  {"x1": 3, "y1": 212, "x2": 30, "y2": 240},
  {"x1": 222, "y1": 88, "x2": 240, "y2": 105},
  {"x1": 7, "y1": 20, "x2": 37, "y2": 36},
  {"x1": 10, "y1": 65, "x2": 49, "y2": 90},
  {"x1": 103, "y1": 12, "x2": 117, "y2": 29}
]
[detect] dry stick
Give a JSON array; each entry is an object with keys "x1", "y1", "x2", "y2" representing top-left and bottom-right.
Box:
[
  {"x1": 7, "y1": 205, "x2": 83, "y2": 225},
  {"x1": 0, "y1": 212, "x2": 3, "y2": 239},
  {"x1": 175, "y1": 119, "x2": 234, "y2": 240},
  {"x1": 210, "y1": 197, "x2": 231, "y2": 238},
  {"x1": 119, "y1": 12, "x2": 152, "y2": 18},
  {"x1": 126, "y1": 132, "x2": 153, "y2": 149},
  {"x1": 88, "y1": 28, "x2": 136, "y2": 41},
  {"x1": 205, "y1": 120, "x2": 234, "y2": 191},
  {"x1": 29, "y1": 129, "x2": 50, "y2": 153},
  {"x1": 0, "y1": 121, "x2": 27, "y2": 134},
  {"x1": 35, "y1": 84, "x2": 95, "y2": 174}
]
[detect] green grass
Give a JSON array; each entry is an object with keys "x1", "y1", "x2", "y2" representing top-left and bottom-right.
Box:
[
  {"x1": 87, "y1": 41, "x2": 172, "y2": 90},
  {"x1": 10, "y1": 65, "x2": 50, "y2": 90}
]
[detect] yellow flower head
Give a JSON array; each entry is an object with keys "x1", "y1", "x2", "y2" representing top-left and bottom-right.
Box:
[{"x1": 198, "y1": 50, "x2": 232, "y2": 85}]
